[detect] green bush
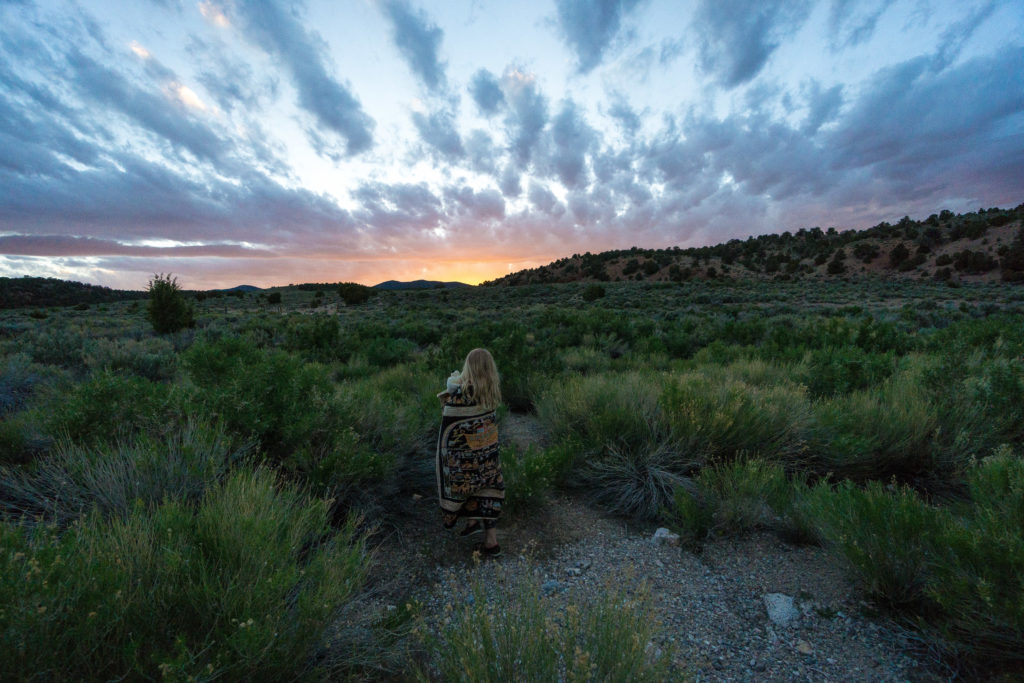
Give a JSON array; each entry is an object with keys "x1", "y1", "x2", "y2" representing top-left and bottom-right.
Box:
[
  {"x1": 0, "y1": 468, "x2": 368, "y2": 679},
  {"x1": 924, "y1": 448, "x2": 1024, "y2": 661},
  {"x1": 338, "y1": 282, "x2": 372, "y2": 305},
  {"x1": 801, "y1": 346, "x2": 896, "y2": 398},
  {"x1": 146, "y1": 273, "x2": 194, "y2": 334},
  {"x1": 183, "y1": 338, "x2": 336, "y2": 462},
  {"x1": 536, "y1": 373, "x2": 666, "y2": 461},
  {"x1": 812, "y1": 371, "x2": 939, "y2": 482},
  {"x1": 427, "y1": 571, "x2": 671, "y2": 681},
  {"x1": 499, "y1": 444, "x2": 558, "y2": 515},
  {"x1": 660, "y1": 371, "x2": 810, "y2": 464},
  {"x1": 582, "y1": 284, "x2": 606, "y2": 302},
  {"x1": 83, "y1": 336, "x2": 177, "y2": 381},
  {"x1": 810, "y1": 479, "x2": 939, "y2": 609},
  {"x1": 42, "y1": 371, "x2": 177, "y2": 444}
]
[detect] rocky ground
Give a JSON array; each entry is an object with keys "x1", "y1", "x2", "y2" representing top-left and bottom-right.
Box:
[{"x1": 356, "y1": 413, "x2": 950, "y2": 681}]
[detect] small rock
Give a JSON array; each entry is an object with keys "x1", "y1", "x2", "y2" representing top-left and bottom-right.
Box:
[
  {"x1": 651, "y1": 527, "x2": 680, "y2": 546},
  {"x1": 566, "y1": 567, "x2": 582, "y2": 577},
  {"x1": 411, "y1": 493, "x2": 422, "y2": 500},
  {"x1": 796, "y1": 640, "x2": 813, "y2": 656},
  {"x1": 541, "y1": 580, "x2": 562, "y2": 595},
  {"x1": 752, "y1": 660, "x2": 767, "y2": 672},
  {"x1": 578, "y1": 559, "x2": 592, "y2": 571},
  {"x1": 763, "y1": 593, "x2": 799, "y2": 627}
]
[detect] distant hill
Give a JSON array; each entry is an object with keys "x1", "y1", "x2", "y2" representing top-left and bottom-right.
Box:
[
  {"x1": 373, "y1": 279, "x2": 471, "y2": 290},
  {"x1": 484, "y1": 205, "x2": 1024, "y2": 287},
  {"x1": 0, "y1": 276, "x2": 146, "y2": 310},
  {"x1": 219, "y1": 285, "x2": 262, "y2": 292}
]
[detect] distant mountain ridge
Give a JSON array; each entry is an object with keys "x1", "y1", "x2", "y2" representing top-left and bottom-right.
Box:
[
  {"x1": 484, "y1": 204, "x2": 1024, "y2": 287},
  {"x1": 373, "y1": 279, "x2": 471, "y2": 290}
]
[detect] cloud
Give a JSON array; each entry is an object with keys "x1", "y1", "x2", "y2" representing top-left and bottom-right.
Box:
[
  {"x1": 225, "y1": 0, "x2": 374, "y2": 155},
  {"x1": 549, "y1": 99, "x2": 594, "y2": 189},
  {"x1": 465, "y1": 129, "x2": 499, "y2": 175},
  {"x1": 827, "y1": 0, "x2": 889, "y2": 50},
  {"x1": 692, "y1": 0, "x2": 814, "y2": 88},
  {"x1": 380, "y1": 0, "x2": 447, "y2": 92},
  {"x1": 502, "y1": 67, "x2": 548, "y2": 168},
  {"x1": 411, "y1": 105, "x2": 464, "y2": 161},
  {"x1": 468, "y1": 68, "x2": 505, "y2": 116},
  {"x1": 826, "y1": 47, "x2": 1024, "y2": 196},
  {"x1": 554, "y1": 0, "x2": 645, "y2": 74},
  {"x1": 0, "y1": 235, "x2": 276, "y2": 258},
  {"x1": 498, "y1": 164, "x2": 522, "y2": 198},
  {"x1": 352, "y1": 181, "x2": 443, "y2": 239},
  {"x1": 444, "y1": 185, "x2": 506, "y2": 221},
  {"x1": 931, "y1": 2, "x2": 996, "y2": 71},
  {"x1": 64, "y1": 49, "x2": 231, "y2": 166},
  {"x1": 800, "y1": 80, "x2": 843, "y2": 135},
  {"x1": 528, "y1": 181, "x2": 563, "y2": 216},
  {"x1": 189, "y1": 36, "x2": 278, "y2": 114},
  {"x1": 605, "y1": 91, "x2": 642, "y2": 137}
]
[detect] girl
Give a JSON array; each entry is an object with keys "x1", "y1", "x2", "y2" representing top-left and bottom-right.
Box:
[{"x1": 435, "y1": 348, "x2": 503, "y2": 557}]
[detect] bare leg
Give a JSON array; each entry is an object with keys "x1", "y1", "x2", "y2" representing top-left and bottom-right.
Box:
[{"x1": 484, "y1": 526, "x2": 498, "y2": 548}]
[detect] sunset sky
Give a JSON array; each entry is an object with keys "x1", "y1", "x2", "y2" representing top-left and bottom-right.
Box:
[{"x1": 1, "y1": 0, "x2": 1022, "y2": 289}]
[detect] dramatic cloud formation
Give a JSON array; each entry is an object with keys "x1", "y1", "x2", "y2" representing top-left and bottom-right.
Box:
[
  {"x1": 224, "y1": 0, "x2": 375, "y2": 155},
  {"x1": 693, "y1": 0, "x2": 814, "y2": 87},
  {"x1": 380, "y1": 0, "x2": 448, "y2": 92},
  {"x1": 554, "y1": 0, "x2": 646, "y2": 73},
  {"x1": 0, "y1": 0, "x2": 1022, "y2": 289}
]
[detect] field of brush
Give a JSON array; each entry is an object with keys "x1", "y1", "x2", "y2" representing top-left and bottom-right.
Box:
[{"x1": 1, "y1": 277, "x2": 1023, "y2": 679}]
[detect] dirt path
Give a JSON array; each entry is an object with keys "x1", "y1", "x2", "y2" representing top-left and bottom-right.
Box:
[{"x1": 361, "y1": 414, "x2": 944, "y2": 682}]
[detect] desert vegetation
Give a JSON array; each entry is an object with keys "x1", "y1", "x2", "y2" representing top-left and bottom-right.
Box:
[{"x1": 3, "y1": 214, "x2": 1024, "y2": 677}]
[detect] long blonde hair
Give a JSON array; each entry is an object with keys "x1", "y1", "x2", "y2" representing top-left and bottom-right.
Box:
[{"x1": 460, "y1": 348, "x2": 501, "y2": 410}]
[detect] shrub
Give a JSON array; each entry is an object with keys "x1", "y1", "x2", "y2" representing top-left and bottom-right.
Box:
[
  {"x1": 267, "y1": 291, "x2": 282, "y2": 304},
  {"x1": 0, "y1": 420, "x2": 243, "y2": 525},
  {"x1": 146, "y1": 274, "x2": 194, "y2": 334},
  {"x1": 810, "y1": 480, "x2": 939, "y2": 609},
  {"x1": 0, "y1": 468, "x2": 368, "y2": 679},
  {"x1": 42, "y1": 371, "x2": 177, "y2": 444},
  {"x1": 582, "y1": 284, "x2": 606, "y2": 302},
  {"x1": 890, "y1": 242, "x2": 910, "y2": 268},
  {"x1": 284, "y1": 314, "x2": 340, "y2": 360},
  {"x1": 660, "y1": 371, "x2": 811, "y2": 464},
  {"x1": 427, "y1": 570, "x2": 671, "y2": 681},
  {"x1": 0, "y1": 353, "x2": 42, "y2": 415},
  {"x1": 183, "y1": 338, "x2": 337, "y2": 462},
  {"x1": 83, "y1": 337, "x2": 177, "y2": 381},
  {"x1": 535, "y1": 373, "x2": 666, "y2": 462},
  {"x1": 20, "y1": 324, "x2": 90, "y2": 367},
  {"x1": 801, "y1": 346, "x2": 896, "y2": 398},
  {"x1": 812, "y1": 371, "x2": 939, "y2": 482},
  {"x1": 338, "y1": 282, "x2": 372, "y2": 305},
  {"x1": 499, "y1": 444, "x2": 558, "y2": 515}
]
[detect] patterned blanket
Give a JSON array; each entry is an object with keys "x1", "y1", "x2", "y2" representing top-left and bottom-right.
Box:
[{"x1": 436, "y1": 390, "x2": 503, "y2": 527}]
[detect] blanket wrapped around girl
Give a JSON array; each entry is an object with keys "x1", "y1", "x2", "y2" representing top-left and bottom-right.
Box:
[{"x1": 435, "y1": 348, "x2": 504, "y2": 557}]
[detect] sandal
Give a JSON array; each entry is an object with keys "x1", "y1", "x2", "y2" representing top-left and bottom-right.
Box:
[
  {"x1": 459, "y1": 521, "x2": 483, "y2": 537},
  {"x1": 473, "y1": 542, "x2": 502, "y2": 558}
]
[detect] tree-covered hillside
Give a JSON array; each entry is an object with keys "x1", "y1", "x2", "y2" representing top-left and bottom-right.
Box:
[
  {"x1": 486, "y1": 205, "x2": 1024, "y2": 286},
  {"x1": 0, "y1": 277, "x2": 147, "y2": 310}
]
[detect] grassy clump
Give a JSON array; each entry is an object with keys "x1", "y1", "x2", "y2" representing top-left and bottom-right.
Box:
[
  {"x1": 812, "y1": 369, "x2": 940, "y2": 483},
  {"x1": 0, "y1": 468, "x2": 368, "y2": 679},
  {"x1": 0, "y1": 421, "x2": 243, "y2": 525},
  {"x1": 426, "y1": 571, "x2": 671, "y2": 681}
]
